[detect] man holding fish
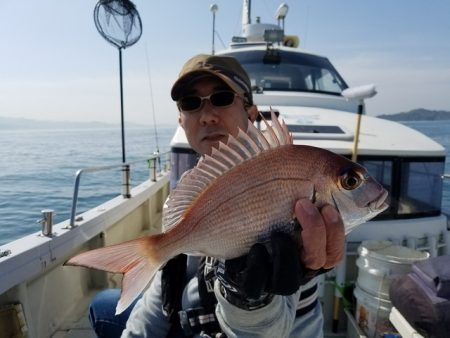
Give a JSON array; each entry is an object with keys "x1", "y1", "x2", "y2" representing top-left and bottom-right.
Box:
[{"x1": 79, "y1": 54, "x2": 388, "y2": 337}]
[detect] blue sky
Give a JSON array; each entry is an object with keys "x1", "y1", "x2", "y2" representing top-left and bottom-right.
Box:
[{"x1": 1, "y1": 0, "x2": 449, "y2": 126}]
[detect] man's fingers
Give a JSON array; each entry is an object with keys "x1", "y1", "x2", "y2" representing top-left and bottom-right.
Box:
[
  {"x1": 295, "y1": 199, "x2": 345, "y2": 270},
  {"x1": 321, "y1": 205, "x2": 345, "y2": 269},
  {"x1": 294, "y1": 199, "x2": 326, "y2": 270}
]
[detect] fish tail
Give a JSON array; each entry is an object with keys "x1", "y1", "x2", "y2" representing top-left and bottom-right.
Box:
[{"x1": 65, "y1": 234, "x2": 168, "y2": 314}]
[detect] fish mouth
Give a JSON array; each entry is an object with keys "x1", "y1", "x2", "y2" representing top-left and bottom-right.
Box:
[{"x1": 367, "y1": 189, "x2": 389, "y2": 212}]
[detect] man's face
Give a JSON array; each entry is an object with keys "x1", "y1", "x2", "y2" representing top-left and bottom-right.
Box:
[{"x1": 178, "y1": 76, "x2": 251, "y2": 155}]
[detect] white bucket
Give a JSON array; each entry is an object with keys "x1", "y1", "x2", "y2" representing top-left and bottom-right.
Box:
[
  {"x1": 354, "y1": 285, "x2": 395, "y2": 338},
  {"x1": 356, "y1": 240, "x2": 429, "y2": 299}
]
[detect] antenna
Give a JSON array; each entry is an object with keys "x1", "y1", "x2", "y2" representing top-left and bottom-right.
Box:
[
  {"x1": 275, "y1": 3, "x2": 289, "y2": 30},
  {"x1": 242, "y1": 0, "x2": 251, "y2": 26},
  {"x1": 210, "y1": 4, "x2": 219, "y2": 55}
]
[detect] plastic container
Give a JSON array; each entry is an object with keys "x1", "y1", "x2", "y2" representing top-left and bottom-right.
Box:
[
  {"x1": 356, "y1": 240, "x2": 429, "y2": 299},
  {"x1": 354, "y1": 285, "x2": 395, "y2": 338}
]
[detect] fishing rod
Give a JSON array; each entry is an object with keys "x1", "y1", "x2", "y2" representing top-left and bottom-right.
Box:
[{"x1": 144, "y1": 44, "x2": 161, "y2": 171}]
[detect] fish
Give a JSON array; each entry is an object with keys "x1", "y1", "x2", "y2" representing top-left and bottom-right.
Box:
[{"x1": 66, "y1": 111, "x2": 388, "y2": 314}]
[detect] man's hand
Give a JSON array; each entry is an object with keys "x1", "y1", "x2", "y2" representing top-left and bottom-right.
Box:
[
  {"x1": 215, "y1": 198, "x2": 345, "y2": 310},
  {"x1": 294, "y1": 199, "x2": 345, "y2": 270}
]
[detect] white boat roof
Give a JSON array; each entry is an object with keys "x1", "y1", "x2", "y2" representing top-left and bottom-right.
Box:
[
  {"x1": 171, "y1": 45, "x2": 445, "y2": 157},
  {"x1": 274, "y1": 105, "x2": 445, "y2": 156},
  {"x1": 170, "y1": 106, "x2": 445, "y2": 157},
  {"x1": 218, "y1": 44, "x2": 327, "y2": 58}
]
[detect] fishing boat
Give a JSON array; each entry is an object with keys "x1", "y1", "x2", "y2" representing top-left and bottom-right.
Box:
[
  {"x1": 0, "y1": 1, "x2": 448, "y2": 337},
  {"x1": 171, "y1": 2, "x2": 450, "y2": 337}
]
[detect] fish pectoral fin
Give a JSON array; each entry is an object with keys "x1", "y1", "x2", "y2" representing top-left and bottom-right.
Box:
[{"x1": 65, "y1": 236, "x2": 164, "y2": 314}]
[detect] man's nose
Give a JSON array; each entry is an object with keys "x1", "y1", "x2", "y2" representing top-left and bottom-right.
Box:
[{"x1": 199, "y1": 100, "x2": 219, "y2": 124}]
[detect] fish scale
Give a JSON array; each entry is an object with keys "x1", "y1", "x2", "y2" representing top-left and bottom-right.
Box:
[
  {"x1": 186, "y1": 182, "x2": 292, "y2": 258},
  {"x1": 66, "y1": 111, "x2": 388, "y2": 314},
  {"x1": 171, "y1": 148, "x2": 307, "y2": 253},
  {"x1": 181, "y1": 177, "x2": 306, "y2": 258}
]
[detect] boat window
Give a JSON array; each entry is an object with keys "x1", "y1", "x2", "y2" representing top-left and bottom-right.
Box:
[
  {"x1": 287, "y1": 125, "x2": 345, "y2": 134},
  {"x1": 225, "y1": 50, "x2": 348, "y2": 94},
  {"x1": 361, "y1": 160, "x2": 393, "y2": 190},
  {"x1": 398, "y1": 161, "x2": 444, "y2": 216},
  {"x1": 358, "y1": 157, "x2": 444, "y2": 219},
  {"x1": 170, "y1": 149, "x2": 199, "y2": 190}
]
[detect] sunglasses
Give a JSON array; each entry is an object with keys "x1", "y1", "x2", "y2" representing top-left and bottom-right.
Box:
[{"x1": 178, "y1": 90, "x2": 242, "y2": 112}]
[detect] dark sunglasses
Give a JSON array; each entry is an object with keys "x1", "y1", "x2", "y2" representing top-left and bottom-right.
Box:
[{"x1": 178, "y1": 90, "x2": 242, "y2": 112}]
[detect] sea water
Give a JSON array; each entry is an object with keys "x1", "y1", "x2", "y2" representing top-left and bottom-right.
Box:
[
  {"x1": 0, "y1": 126, "x2": 176, "y2": 245},
  {"x1": 0, "y1": 121, "x2": 449, "y2": 246}
]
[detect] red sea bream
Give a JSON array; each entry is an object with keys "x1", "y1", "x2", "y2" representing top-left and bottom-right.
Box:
[{"x1": 66, "y1": 112, "x2": 388, "y2": 314}]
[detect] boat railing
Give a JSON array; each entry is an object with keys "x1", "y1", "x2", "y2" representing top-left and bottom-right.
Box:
[{"x1": 69, "y1": 151, "x2": 170, "y2": 228}]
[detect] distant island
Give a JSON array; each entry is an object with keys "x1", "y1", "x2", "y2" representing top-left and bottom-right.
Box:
[
  {"x1": 2, "y1": 108, "x2": 450, "y2": 129},
  {"x1": 0, "y1": 116, "x2": 176, "y2": 130},
  {"x1": 377, "y1": 109, "x2": 450, "y2": 121}
]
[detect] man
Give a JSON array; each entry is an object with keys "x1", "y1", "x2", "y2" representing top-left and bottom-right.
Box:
[{"x1": 89, "y1": 54, "x2": 345, "y2": 337}]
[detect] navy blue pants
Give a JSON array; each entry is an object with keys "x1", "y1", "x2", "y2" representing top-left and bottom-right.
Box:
[{"x1": 89, "y1": 289, "x2": 140, "y2": 338}]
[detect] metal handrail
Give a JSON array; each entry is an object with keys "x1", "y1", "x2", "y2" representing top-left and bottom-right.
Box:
[{"x1": 69, "y1": 152, "x2": 169, "y2": 227}]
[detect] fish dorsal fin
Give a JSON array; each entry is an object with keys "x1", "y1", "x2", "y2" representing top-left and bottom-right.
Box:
[{"x1": 163, "y1": 110, "x2": 292, "y2": 229}]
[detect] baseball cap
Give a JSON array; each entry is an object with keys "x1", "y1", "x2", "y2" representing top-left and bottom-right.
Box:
[{"x1": 171, "y1": 54, "x2": 253, "y2": 105}]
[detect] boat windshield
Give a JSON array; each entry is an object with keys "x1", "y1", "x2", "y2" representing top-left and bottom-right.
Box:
[
  {"x1": 359, "y1": 156, "x2": 445, "y2": 219},
  {"x1": 224, "y1": 50, "x2": 348, "y2": 95}
]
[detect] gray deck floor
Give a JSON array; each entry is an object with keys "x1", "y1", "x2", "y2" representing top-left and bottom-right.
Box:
[
  {"x1": 52, "y1": 313, "x2": 95, "y2": 338},
  {"x1": 52, "y1": 291, "x2": 97, "y2": 338}
]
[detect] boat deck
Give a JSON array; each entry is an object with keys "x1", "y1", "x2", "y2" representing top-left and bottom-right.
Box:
[
  {"x1": 51, "y1": 291, "x2": 96, "y2": 338},
  {"x1": 53, "y1": 315, "x2": 95, "y2": 338}
]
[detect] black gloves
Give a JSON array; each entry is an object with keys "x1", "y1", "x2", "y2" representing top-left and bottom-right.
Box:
[
  {"x1": 215, "y1": 231, "x2": 329, "y2": 310},
  {"x1": 215, "y1": 232, "x2": 302, "y2": 310}
]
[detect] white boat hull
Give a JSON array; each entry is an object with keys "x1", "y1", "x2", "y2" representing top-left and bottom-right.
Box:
[{"x1": 0, "y1": 174, "x2": 170, "y2": 338}]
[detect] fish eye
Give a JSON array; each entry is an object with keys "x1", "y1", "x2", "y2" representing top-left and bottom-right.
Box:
[{"x1": 341, "y1": 170, "x2": 363, "y2": 190}]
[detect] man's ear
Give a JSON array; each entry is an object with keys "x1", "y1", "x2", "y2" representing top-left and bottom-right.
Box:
[{"x1": 247, "y1": 105, "x2": 259, "y2": 123}]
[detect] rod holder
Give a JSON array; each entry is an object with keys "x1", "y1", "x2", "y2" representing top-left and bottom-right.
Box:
[
  {"x1": 39, "y1": 209, "x2": 55, "y2": 236},
  {"x1": 121, "y1": 164, "x2": 131, "y2": 198},
  {"x1": 149, "y1": 159, "x2": 157, "y2": 182}
]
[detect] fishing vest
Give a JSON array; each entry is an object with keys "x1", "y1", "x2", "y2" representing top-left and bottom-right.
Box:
[{"x1": 162, "y1": 255, "x2": 319, "y2": 337}]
